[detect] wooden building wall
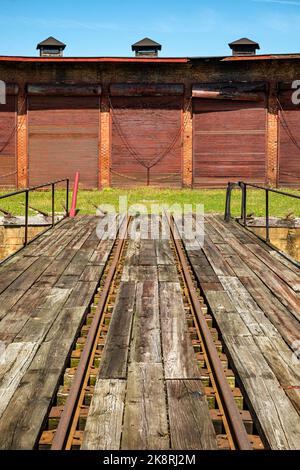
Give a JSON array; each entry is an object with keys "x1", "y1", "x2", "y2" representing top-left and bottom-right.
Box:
[
  {"x1": 0, "y1": 93, "x2": 17, "y2": 187},
  {"x1": 109, "y1": 85, "x2": 183, "y2": 187},
  {"x1": 0, "y1": 58, "x2": 300, "y2": 189},
  {"x1": 278, "y1": 87, "x2": 300, "y2": 187},
  {"x1": 28, "y1": 95, "x2": 99, "y2": 188},
  {"x1": 193, "y1": 99, "x2": 267, "y2": 187}
]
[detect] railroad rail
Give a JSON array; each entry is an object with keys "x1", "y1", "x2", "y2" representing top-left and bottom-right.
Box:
[
  {"x1": 48, "y1": 216, "x2": 129, "y2": 450},
  {"x1": 37, "y1": 214, "x2": 265, "y2": 451},
  {"x1": 167, "y1": 213, "x2": 253, "y2": 450}
]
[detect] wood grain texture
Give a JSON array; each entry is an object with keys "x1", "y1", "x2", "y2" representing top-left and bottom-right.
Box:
[
  {"x1": 0, "y1": 306, "x2": 87, "y2": 449},
  {"x1": 81, "y1": 379, "x2": 126, "y2": 450},
  {"x1": 99, "y1": 282, "x2": 136, "y2": 379},
  {"x1": 0, "y1": 217, "x2": 115, "y2": 449},
  {"x1": 160, "y1": 282, "x2": 200, "y2": 379},
  {"x1": 121, "y1": 363, "x2": 169, "y2": 450},
  {"x1": 130, "y1": 281, "x2": 161, "y2": 363},
  {"x1": 181, "y1": 215, "x2": 300, "y2": 450},
  {"x1": 167, "y1": 380, "x2": 217, "y2": 450}
]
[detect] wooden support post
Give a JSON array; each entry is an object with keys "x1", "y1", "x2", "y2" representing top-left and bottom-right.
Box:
[
  {"x1": 99, "y1": 91, "x2": 111, "y2": 189},
  {"x1": 266, "y1": 81, "x2": 279, "y2": 187},
  {"x1": 17, "y1": 85, "x2": 28, "y2": 188},
  {"x1": 182, "y1": 88, "x2": 193, "y2": 188}
]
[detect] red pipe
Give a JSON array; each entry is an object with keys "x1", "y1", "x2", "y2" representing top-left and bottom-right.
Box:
[{"x1": 69, "y1": 172, "x2": 79, "y2": 217}]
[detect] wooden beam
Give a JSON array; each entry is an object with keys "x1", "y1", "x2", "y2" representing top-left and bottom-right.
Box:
[
  {"x1": 110, "y1": 83, "x2": 184, "y2": 97},
  {"x1": 27, "y1": 84, "x2": 102, "y2": 96}
]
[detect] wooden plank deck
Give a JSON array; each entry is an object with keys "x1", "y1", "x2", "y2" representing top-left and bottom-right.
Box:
[
  {"x1": 178, "y1": 214, "x2": 300, "y2": 450},
  {"x1": 82, "y1": 233, "x2": 217, "y2": 450},
  {"x1": 0, "y1": 216, "x2": 115, "y2": 449}
]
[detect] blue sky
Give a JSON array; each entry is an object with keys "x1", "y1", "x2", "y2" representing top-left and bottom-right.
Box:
[{"x1": 1, "y1": 0, "x2": 300, "y2": 57}]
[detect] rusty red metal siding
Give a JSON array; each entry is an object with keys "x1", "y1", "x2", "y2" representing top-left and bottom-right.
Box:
[
  {"x1": 110, "y1": 96, "x2": 182, "y2": 187},
  {"x1": 0, "y1": 95, "x2": 17, "y2": 187},
  {"x1": 278, "y1": 89, "x2": 300, "y2": 187},
  {"x1": 28, "y1": 96, "x2": 99, "y2": 188},
  {"x1": 193, "y1": 99, "x2": 267, "y2": 187}
]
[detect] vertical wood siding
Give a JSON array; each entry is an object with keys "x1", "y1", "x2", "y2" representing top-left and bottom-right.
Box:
[
  {"x1": 110, "y1": 96, "x2": 182, "y2": 187},
  {"x1": 0, "y1": 95, "x2": 17, "y2": 187},
  {"x1": 28, "y1": 96, "x2": 99, "y2": 188},
  {"x1": 279, "y1": 90, "x2": 300, "y2": 187},
  {"x1": 193, "y1": 99, "x2": 267, "y2": 187}
]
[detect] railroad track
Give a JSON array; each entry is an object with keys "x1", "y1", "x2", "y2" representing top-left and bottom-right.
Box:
[{"x1": 38, "y1": 214, "x2": 265, "y2": 451}]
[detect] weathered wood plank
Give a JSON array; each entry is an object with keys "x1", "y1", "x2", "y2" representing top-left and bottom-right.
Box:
[
  {"x1": 227, "y1": 237, "x2": 300, "y2": 322},
  {"x1": 99, "y1": 282, "x2": 136, "y2": 379},
  {"x1": 139, "y1": 240, "x2": 157, "y2": 266},
  {"x1": 246, "y1": 243, "x2": 300, "y2": 291},
  {"x1": 0, "y1": 341, "x2": 39, "y2": 420},
  {"x1": 167, "y1": 380, "x2": 217, "y2": 450},
  {"x1": 64, "y1": 281, "x2": 97, "y2": 309},
  {"x1": 0, "y1": 287, "x2": 51, "y2": 338},
  {"x1": 121, "y1": 266, "x2": 157, "y2": 282},
  {"x1": 224, "y1": 335, "x2": 300, "y2": 450},
  {"x1": 238, "y1": 275, "x2": 300, "y2": 347},
  {"x1": 160, "y1": 282, "x2": 200, "y2": 379},
  {"x1": 0, "y1": 306, "x2": 86, "y2": 449},
  {"x1": 202, "y1": 236, "x2": 235, "y2": 277},
  {"x1": 157, "y1": 265, "x2": 178, "y2": 282},
  {"x1": 130, "y1": 281, "x2": 161, "y2": 363},
  {"x1": 81, "y1": 379, "x2": 126, "y2": 450},
  {"x1": 155, "y1": 240, "x2": 173, "y2": 265},
  {"x1": 13, "y1": 287, "x2": 72, "y2": 343},
  {"x1": 121, "y1": 363, "x2": 169, "y2": 450},
  {"x1": 79, "y1": 265, "x2": 104, "y2": 282}
]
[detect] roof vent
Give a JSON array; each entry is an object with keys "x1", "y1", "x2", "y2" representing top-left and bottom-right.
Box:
[
  {"x1": 228, "y1": 38, "x2": 260, "y2": 56},
  {"x1": 131, "y1": 37, "x2": 161, "y2": 57},
  {"x1": 37, "y1": 36, "x2": 66, "y2": 57}
]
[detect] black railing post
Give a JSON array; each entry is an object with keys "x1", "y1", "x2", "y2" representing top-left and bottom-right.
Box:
[
  {"x1": 52, "y1": 183, "x2": 55, "y2": 227},
  {"x1": 224, "y1": 182, "x2": 232, "y2": 221},
  {"x1": 266, "y1": 189, "x2": 270, "y2": 243},
  {"x1": 240, "y1": 182, "x2": 247, "y2": 227},
  {"x1": 24, "y1": 189, "x2": 29, "y2": 246},
  {"x1": 66, "y1": 179, "x2": 69, "y2": 216}
]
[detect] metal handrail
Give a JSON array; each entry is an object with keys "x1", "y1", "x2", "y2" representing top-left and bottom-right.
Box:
[
  {"x1": 0, "y1": 178, "x2": 69, "y2": 263},
  {"x1": 224, "y1": 181, "x2": 300, "y2": 244}
]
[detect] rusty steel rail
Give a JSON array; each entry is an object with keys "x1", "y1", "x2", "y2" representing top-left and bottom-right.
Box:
[
  {"x1": 167, "y1": 212, "x2": 252, "y2": 451},
  {"x1": 50, "y1": 216, "x2": 129, "y2": 450}
]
